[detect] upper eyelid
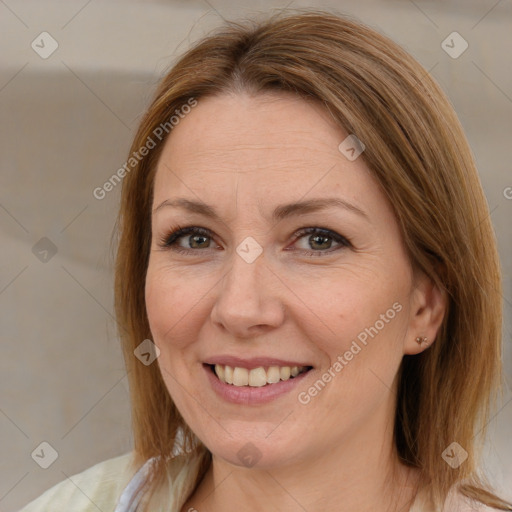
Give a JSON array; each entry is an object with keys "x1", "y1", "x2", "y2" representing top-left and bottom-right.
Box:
[{"x1": 159, "y1": 225, "x2": 351, "y2": 250}]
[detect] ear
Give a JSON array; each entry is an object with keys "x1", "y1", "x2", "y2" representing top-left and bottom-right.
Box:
[{"x1": 403, "y1": 269, "x2": 447, "y2": 355}]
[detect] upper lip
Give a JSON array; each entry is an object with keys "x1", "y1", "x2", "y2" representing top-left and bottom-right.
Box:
[{"x1": 204, "y1": 356, "x2": 313, "y2": 370}]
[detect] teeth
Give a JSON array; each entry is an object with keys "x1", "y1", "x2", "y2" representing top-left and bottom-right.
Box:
[
  {"x1": 224, "y1": 365, "x2": 233, "y2": 384},
  {"x1": 215, "y1": 364, "x2": 224, "y2": 381},
  {"x1": 280, "y1": 366, "x2": 290, "y2": 380},
  {"x1": 233, "y1": 367, "x2": 248, "y2": 386},
  {"x1": 267, "y1": 366, "x2": 281, "y2": 384},
  {"x1": 248, "y1": 367, "x2": 267, "y2": 387},
  {"x1": 213, "y1": 364, "x2": 309, "y2": 387}
]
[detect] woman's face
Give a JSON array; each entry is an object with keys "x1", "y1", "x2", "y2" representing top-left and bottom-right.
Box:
[{"x1": 145, "y1": 91, "x2": 435, "y2": 469}]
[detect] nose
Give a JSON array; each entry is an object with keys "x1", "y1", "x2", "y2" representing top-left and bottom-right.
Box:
[{"x1": 210, "y1": 248, "x2": 285, "y2": 338}]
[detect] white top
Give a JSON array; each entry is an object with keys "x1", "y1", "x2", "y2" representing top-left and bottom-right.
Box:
[{"x1": 18, "y1": 451, "x2": 500, "y2": 512}]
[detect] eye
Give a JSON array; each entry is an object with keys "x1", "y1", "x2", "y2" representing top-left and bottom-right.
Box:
[
  {"x1": 159, "y1": 226, "x2": 215, "y2": 253},
  {"x1": 289, "y1": 227, "x2": 351, "y2": 257},
  {"x1": 158, "y1": 225, "x2": 352, "y2": 257}
]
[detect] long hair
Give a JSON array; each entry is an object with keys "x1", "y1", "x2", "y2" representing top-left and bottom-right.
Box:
[{"x1": 114, "y1": 9, "x2": 511, "y2": 511}]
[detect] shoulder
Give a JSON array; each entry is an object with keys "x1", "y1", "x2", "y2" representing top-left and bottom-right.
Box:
[
  {"x1": 412, "y1": 485, "x2": 509, "y2": 512},
  {"x1": 18, "y1": 451, "x2": 137, "y2": 512},
  {"x1": 443, "y1": 489, "x2": 508, "y2": 511}
]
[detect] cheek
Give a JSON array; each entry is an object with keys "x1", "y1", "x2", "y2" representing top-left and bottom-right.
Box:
[
  {"x1": 303, "y1": 268, "x2": 409, "y2": 372},
  {"x1": 145, "y1": 268, "x2": 204, "y2": 403},
  {"x1": 145, "y1": 265, "x2": 205, "y2": 348},
  {"x1": 308, "y1": 270, "x2": 400, "y2": 328}
]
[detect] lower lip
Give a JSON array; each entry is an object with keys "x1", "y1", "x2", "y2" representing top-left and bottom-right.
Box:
[{"x1": 204, "y1": 364, "x2": 312, "y2": 405}]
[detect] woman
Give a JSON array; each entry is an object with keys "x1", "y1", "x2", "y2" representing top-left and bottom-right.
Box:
[{"x1": 20, "y1": 9, "x2": 511, "y2": 512}]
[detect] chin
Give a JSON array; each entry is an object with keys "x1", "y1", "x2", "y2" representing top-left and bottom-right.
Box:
[{"x1": 203, "y1": 433, "x2": 303, "y2": 470}]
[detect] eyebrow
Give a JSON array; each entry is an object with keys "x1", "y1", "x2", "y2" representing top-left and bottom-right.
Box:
[{"x1": 153, "y1": 197, "x2": 369, "y2": 222}]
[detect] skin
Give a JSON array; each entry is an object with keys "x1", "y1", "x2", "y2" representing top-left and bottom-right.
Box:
[{"x1": 145, "y1": 91, "x2": 446, "y2": 512}]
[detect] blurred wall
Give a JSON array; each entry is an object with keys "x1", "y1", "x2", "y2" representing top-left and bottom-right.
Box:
[{"x1": 1, "y1": 1, "x2": 510, "y2": 510}]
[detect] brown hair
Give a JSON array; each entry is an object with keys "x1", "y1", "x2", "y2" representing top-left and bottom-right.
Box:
[{"x1": 114, "y1": 9, "x2": 511, "y2": 511}]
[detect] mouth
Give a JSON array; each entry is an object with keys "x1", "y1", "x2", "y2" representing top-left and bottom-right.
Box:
[{"x1": 205, "y1": 363, "x2": 314, "y2": 387}]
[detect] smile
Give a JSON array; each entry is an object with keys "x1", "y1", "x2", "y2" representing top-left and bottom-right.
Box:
[{"x1": 212, "y1": 364, "x2": 311, "y2": 387}]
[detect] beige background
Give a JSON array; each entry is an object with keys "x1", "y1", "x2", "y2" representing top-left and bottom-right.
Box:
[{"x1": 0, "y1": 0, "x2": 511, "y2": 510}]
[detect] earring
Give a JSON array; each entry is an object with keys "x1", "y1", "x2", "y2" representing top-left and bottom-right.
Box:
[{"x1": 415, "y1": 336, "x2": 428, "y2": 345}]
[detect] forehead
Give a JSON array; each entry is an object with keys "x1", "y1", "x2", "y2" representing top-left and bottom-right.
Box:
[
  {"x1": 152, "y1": 91, "x2": 381, "y2": 218},
  {"x1": 162, "y1": 92, "x2": 343, "y2": 162}
]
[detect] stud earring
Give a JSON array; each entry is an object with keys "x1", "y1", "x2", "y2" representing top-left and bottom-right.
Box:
[{"x1": 415, "y1": 336, "x2": 428, "y2": 345}]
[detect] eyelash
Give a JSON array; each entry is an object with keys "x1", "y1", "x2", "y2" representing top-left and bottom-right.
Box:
[{"x1": 157, "y1": 225, "x2": 352, "y2": 257}]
